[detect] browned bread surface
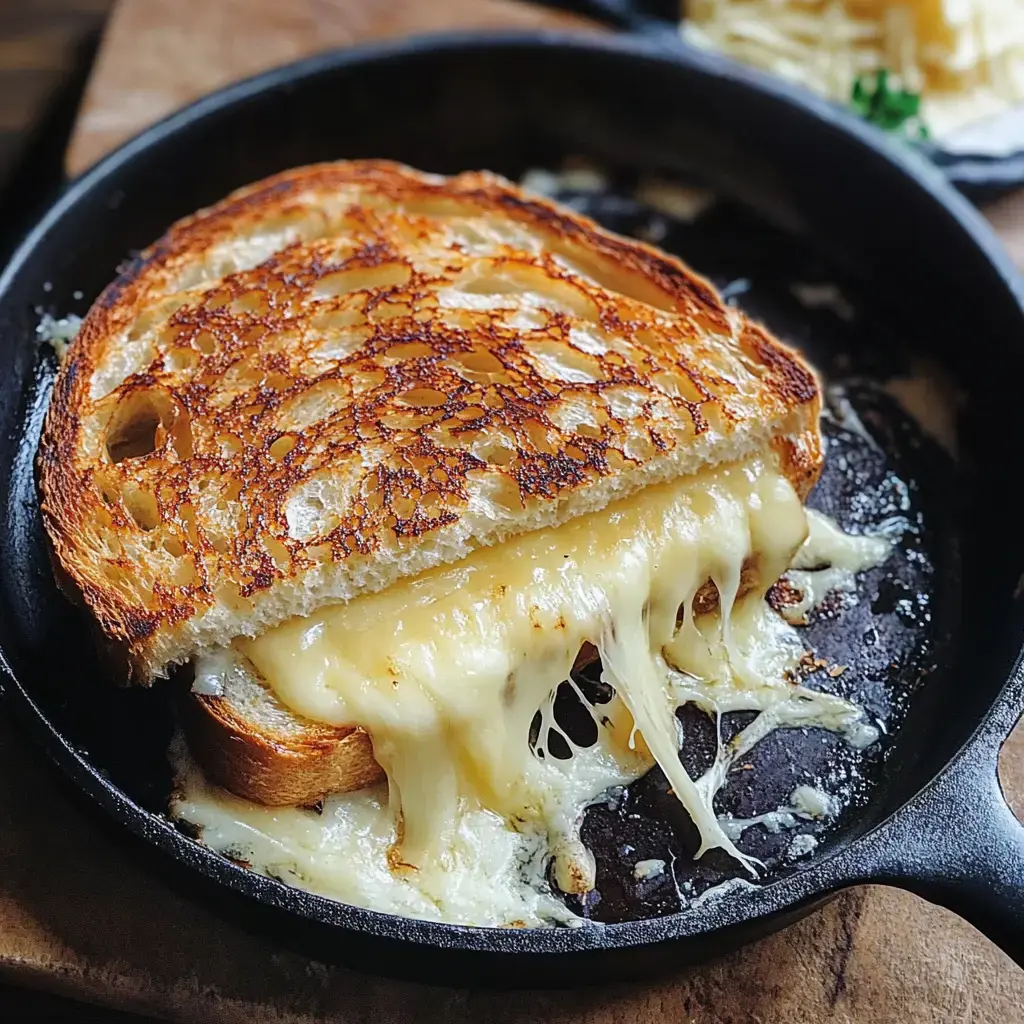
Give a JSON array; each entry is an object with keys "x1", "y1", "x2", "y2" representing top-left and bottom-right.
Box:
[{"x1": 39, "y1": 160, "x2": 822, "y2": 683}]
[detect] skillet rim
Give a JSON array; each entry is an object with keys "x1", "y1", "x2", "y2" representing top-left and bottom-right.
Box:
[{"x1": 2, "y1": 28, "x2": 1024, "y2": 958}]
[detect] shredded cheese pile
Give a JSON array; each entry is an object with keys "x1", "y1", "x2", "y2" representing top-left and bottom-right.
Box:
[{"x1": 682, "y1": 0, "x2": 1024, "y2": 142}]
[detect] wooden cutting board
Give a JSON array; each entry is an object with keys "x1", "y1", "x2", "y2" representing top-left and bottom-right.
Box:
[{"x1": 2, "y1": 0, "x2": 1022, "y2": 1019}]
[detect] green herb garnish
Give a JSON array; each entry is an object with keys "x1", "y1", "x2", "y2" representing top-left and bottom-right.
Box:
[{"x1": 851, "y1": 70, "x2": 930, "y2": 139}]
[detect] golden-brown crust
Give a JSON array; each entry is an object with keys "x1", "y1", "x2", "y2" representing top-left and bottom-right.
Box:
[
  {"x1": 38, "y1": 160, "x2": 822, "y2": 681},
  {"x1": 180, "y1": 692, "x2": 383, "y2": 806}
]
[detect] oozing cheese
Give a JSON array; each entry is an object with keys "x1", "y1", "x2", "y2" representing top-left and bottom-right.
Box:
[
  {"x1": 237, "y1": 457, "x2": 803, "y2": 879},
  {"x1": 178, "y1": 457, "x2": 891, "y2": 927},
  {"x1": 780, "y1": 508, "x2": 894, "y2": 623}
]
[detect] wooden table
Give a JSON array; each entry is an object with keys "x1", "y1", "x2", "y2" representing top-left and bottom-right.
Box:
[{"x1": 3, "y1": 1, "x2": 1024, "y2": 1020}]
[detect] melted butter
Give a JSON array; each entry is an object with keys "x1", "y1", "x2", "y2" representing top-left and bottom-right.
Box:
[{"x1": 178, "y1": 458, "x2": 894, "y2": 927}]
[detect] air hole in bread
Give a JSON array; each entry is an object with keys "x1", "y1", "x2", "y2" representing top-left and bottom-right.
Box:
[
  {"x1": 165, "y1": 347, "x2": 199, "y2": 372},
  {"x1": 265, "y1": 371, "x2": 292, "y2": 393},
  {"x1": 384, "y1": 341, "x2": 432, "y2": 361},
  {"x1": 691, "y1": 580, "x2": 721, "y2": 620},
  {"x1": 310, "y1": 321, "x2": 371, "y2": 361},
  {"x1": 107, "y1": 405, "x2": 158, "y2": 462},
  {"x1": 651, "y1": 368, "x2": 707, "y2": 404},
  {"x1": 127, "y1": 298, "x2": 185, "y2": 342},
  {"x1": 170, "y1": 409, "x2": 193, "y2": 462},
  {"x1": 264, "y1": 536, "x2": 291, "y2": 571},
  {"x1": 527, "y1": 340, "x2": 604, "y2": 384},
  {"x1": 439, "y1": 308, "x2": 476, "y2": 332},
  {"x1": 173, "y1": 559, "x2": 195, "y2": 587},
  {"x1": 217, "y1": 433, "x2": 243, "y2": 457},
  {"x1": 268, "y1": 435, "x2": 296, "y2": 461},
  {"x1": 503, "y1": 308, "x2": 547, "y2": 332},
  {"x1": 306, "y1": 543, "x2": 332, "y2": 564},
  {"x1": 523, "y1": 419, "x2": 557, "y2": 456},
  {"x1": 97, "y1": 473, "x2": 121, "y2": 506},
  {"x1": 215, "y1": 581, "x2": 251, "y2": 613},
  {"x1": 94, "y1": 508, "x2": 116, "y2": 533},
  {"x1": 419, "y1": 490, "x2": 443, "y2": 516},
  {"x1": 312, "y1": 262, "x2": 411, "y2": 300},
  {"x1": 396, "y1": 388, "x2": 447, "y2": 409},
  {"x1": 284, "y1": 480, "x2": 344, "y2": 542},
  {"x1": 623, "y1": 433, "x2": 656, "y2": 462},
  {"x1": 471, "y1": 434, "x2": 518, "y2": 467},
  {"x1": 449, "y1": 265, "x2": 599, "y2": 322},
  {"x1": 547, "y1": 243, "x2": 677, "y2": 315},
  {"x1": 446, "y1": 349, "x2": 511, "y2": 385},
  {"x1": 379, "y1": 411, "x2": 442, "y2": 432},
  {"x1": 465, "y1": 469, "x2": 523, "y2": 514},
  {"x1": 603, "y1": 385, "x2": 647, "y2": 420},
  {"x1": 452, "y1": 349, "x2": 503, "y2": 374},
  {"x1": 230, "y1": 291, "x2": 270, "y2": 316},
  {"x1": 194, "y1": 331, "x2": 217, "y2": 355},
  {"x1": 371, "y1": 302, "x2": 412, "y2": 323},
  {"x1": 179, "y1": 503, "x2": 199, "y2": 545},
  {"x1": 275, "y1": 379, "x2": 349, "y2": 431},
  {"x1": 311, "y1": 307, "x2": 367, "y2": 332},
  {"x1": 163, "y1": 536, "x2": 185, "y2": 557},
  {"x1": 122, "y1": 485, "x2": 159, "y2": 531},
  {"x1": 105, "y1": 393, "x2": 164, "y2": 463},
  {"x1": 391, "y1": 493, "x2": 416, "y2": 519}
]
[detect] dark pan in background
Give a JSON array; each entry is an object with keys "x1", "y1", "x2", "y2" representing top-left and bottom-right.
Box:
[
  {"x1": 531, "y1": 0, "x2": 1024, "y2": 199},
  {"x1": 1, "y1": 32, "x2": 1024, "y2": 985}
]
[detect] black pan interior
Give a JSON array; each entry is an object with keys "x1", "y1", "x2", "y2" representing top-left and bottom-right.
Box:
[{"x1": 2, "y1": 36, "x2": 1024, "y2": 965}]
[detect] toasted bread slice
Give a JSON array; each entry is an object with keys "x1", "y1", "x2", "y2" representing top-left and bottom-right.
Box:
[
  {"x1": 181, "y1": 668, "x2": 382, "y2": 806},
  {"x1": 39, "y1": 159, "x2": 821, "y2": 686}
]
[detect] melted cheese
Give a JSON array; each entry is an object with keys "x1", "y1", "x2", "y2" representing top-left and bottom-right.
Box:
[
  {"x1": 781, "y1": 509, "x2": 894, "y2": 624},
  {"x1": 177, "y1": 458, "x2": 892, "y2": 927},
  {"x1": 238, "y1": 458, "x2": 805, "y2": 878},
  {"x1": 171, "y1": 735, "x2": 582, "y2": 927}
]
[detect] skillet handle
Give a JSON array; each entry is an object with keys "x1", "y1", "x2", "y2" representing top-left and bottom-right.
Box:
[{"x1": 865, "y1": 712, "x2": 1024, "y2": 966}]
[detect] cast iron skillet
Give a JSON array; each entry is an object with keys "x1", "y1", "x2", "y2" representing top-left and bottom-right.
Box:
[
  {"x1": 2, "y1": 32, "x2": 1024, "y2": 985},
  {"x1": 532, "y1": 0, "x2": 1024, "y2": 198}
]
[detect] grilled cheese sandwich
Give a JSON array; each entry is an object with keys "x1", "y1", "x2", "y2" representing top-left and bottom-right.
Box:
[{"x1": 38, "y1": 160, "x2": 884, "y2": 925}]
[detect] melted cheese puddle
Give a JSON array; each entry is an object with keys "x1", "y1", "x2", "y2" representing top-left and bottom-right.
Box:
[
  {"x1": 780, "y1": 509, "x2": 894, "y2": 624},
  {"x1": 176, "y1": 457, "x2": 893, "y2": 927}
]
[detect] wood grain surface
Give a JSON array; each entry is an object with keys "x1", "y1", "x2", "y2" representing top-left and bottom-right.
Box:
[{"x1": 1, "y1": 0, "x2": 1022, "y2": 1020}]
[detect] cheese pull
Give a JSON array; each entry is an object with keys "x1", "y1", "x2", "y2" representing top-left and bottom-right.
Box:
[
  {"x1": 180, "y1": 456, "x2": 891, "y2": 926},
  {"x1": 240, "y1": 456, "x2": 809, "y2": 875}
]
